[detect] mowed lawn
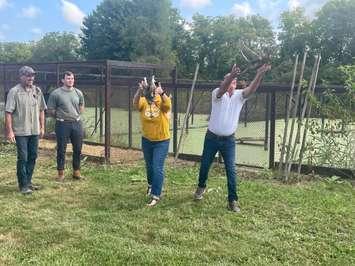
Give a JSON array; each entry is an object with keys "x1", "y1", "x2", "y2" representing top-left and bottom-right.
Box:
[{"x1": 0, "y1": 143, "x2": 354, "y2": 265}]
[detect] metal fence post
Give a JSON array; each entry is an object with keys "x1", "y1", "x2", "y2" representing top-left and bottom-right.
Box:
[
  {"x1": 128, "y1": 85, "x2": 132, "y2": 149},
  {"x1": 172, "y1": 66, "x2": 178, "y2": 156},
  {"x1": 56, "y1": 63, "x2": 60, "y2": 87},
  {"x1": 104, "y1": 60, "x2": 112, "y2": 163},
  {"x1": 264, "y1": 93, "x2": 271, "y2": 151},
  {"x1": 269, "y1": 91, "x2": 276, "y2": 169},
  {"x1": 244, "y1": 101, "x2": 248, "y2": 127}
]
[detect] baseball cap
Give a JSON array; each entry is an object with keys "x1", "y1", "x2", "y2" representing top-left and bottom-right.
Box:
[{"x1": 19, "y1": 66, "x2": 36, "y2": 76}]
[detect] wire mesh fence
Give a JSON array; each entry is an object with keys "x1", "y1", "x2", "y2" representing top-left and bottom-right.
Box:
[{"x1": 1, "y1": 62, "x2": 352, "y2": 177}]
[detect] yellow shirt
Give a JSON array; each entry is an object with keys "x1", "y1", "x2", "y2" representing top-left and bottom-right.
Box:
[{"x1": 137, "y1": 95, "x2": 171, "y2": 141}]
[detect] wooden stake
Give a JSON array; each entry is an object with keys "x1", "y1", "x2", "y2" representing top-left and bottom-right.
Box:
[
  {"x1": 284, "y1": 46, "x2": 309, "y2": 180},
  {"x1": 297, "y1": 55, "x2": 321, "y2": 174},
  {"x1": 278, "y1": 54, "x2": 299, "y2": 173},
  {"x1": 174, "y1": 63, "x2": 200, "y2": 162}
]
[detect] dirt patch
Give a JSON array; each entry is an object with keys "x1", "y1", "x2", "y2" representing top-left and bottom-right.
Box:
[
  {"x1": 39, "y1": 139, "x2": 143, "y2": 164},
  {"x1": 39, "y1": 139, "x2": 200, "y2": 167}
]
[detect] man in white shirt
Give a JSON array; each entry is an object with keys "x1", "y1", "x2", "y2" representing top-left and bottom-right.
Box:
[{"x1": 194, "y1": 63, "x2": 271, "y2": 212}]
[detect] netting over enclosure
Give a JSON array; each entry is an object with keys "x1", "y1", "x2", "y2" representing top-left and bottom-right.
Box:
[{"x1": 1, "y1": 61, "x2": 352, "y2": 177}]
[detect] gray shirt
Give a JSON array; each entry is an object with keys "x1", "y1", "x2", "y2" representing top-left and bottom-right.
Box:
[
  {"x1": 47, "y1": 86, "x2": 85, "y2": 121},
  {"x1": 5, "y1": 84, "x2": 47, "y2": 136}
]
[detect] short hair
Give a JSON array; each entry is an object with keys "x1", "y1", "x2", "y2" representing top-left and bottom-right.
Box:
[
  {"x1": 224, "y1": 73, "x2": 237, "y2": 81},
  {"x1": 63, "y1": 71, "x2": 74, "y2": 78}
]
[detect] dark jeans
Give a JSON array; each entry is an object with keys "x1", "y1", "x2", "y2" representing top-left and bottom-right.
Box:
[
  {"x1": 141, "y1": 137, "x2": 169, "y2": 198},
  {"x1": 198, "y1": 130, "x2": 238, "y2": 201},
  {"x1": 15, "y1": 135, "x2": 39, "y2": 190},
  {"x1": 55, "y1": 121, "x2": 83, "y2": 171}
]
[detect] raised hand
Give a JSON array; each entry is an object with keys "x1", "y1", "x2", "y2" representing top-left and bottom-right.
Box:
[
  {"x1": 257, "y1": 64, "x2": 271, "y2": 75},
  {"x1": 230, "y1": 64, "x2": 241, "y2": 78},
  {"x1": 155, "y1": 83, "x2": 164, "y2": 95}
]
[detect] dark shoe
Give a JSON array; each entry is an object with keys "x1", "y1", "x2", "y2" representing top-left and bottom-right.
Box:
[
  {"x1": 194, "y1": 186, "x2": 206, "y2": 200},
  {"x1": 20, "y1": 187, "x2": 33, "y2": 195},
  {"x1": 146, "y1": 185, "x2": 152, "y2": 196},
  {"x1": 227, "y1": 200, "x2": 241, "y2": 213},
  {"x1": 29, "y1": 183, "x2": 41, "y2": 190},
  {"x1": 147, "y1": 196, "x2": 160, "y2": 207}
]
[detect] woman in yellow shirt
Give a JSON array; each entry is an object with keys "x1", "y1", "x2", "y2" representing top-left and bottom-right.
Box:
[{"x1": 133, "y1": 79, "x2": 171, "y2": 207}]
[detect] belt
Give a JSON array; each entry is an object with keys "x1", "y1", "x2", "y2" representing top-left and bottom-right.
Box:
[
  {"x1": 56, "y1": 118, "x2": 80, "y2": 122},
  {"x1": 206, "y1": 129, "x2": 234, "y2": 140}
]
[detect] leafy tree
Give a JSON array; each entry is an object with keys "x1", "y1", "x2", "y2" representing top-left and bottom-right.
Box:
[
  {"x1": 312, "y1": 0, "x2": 355, "y2": 65},
  {"x1": 278, "y1": 8, "x2": 312, "y2": 60},
  {"x1": 169, "y1": 8, "x2": 194, "y2": 78},
  {"x1": 189, "y1": 14, "x2": 275, "y2": 80},
  {"x1": 0, "y1": 42, "x2": 33, "y2": 63},
  {"x1": 81, "y1": 0, "x2": 173, "y2": 64},
  {"x1": 31, "y1": 32, "x2": 82, "y2": 62}
]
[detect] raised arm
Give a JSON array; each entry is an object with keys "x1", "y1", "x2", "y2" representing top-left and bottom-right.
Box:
[
  {"x1": 217, "y1": 64, "x2": 241, "y2": 98},
  {"x1": 133, "y1": 81, "x2": 144, "y2": 108},
  {"x1": 155, "y1": 83, "x2": 171, "y2": 112},
  {"x1": 242, "y1": 64, "x2": 271, "y2": 98}
]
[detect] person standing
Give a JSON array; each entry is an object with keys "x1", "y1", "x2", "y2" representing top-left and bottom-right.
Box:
[
  {"x1": 47, "y1": 71, "x2": 85, "y2": 181},
  {"x1": 133, "y1": 78, "x2": 171, "y2": 207},
  {"x1": 5, "y1": 66, "x2": 47, "y2": 194},
  {"x1": 194, "y1": 63, "x2": 271, "y2": 212}
]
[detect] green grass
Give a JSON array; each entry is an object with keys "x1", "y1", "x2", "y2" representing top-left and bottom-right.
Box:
[{"x1": 0, "y1": 143, "x2": 354, "y2": 265}]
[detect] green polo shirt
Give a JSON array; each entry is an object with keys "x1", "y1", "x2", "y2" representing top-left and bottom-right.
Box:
[
  {"x1": 47, "y1": 86, "x2": 85, "y2": 121},
  {"x1": 5, "y1": 84, "x2": 47, "y2": 136}
]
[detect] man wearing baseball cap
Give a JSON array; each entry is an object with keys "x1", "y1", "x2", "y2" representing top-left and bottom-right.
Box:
[{"x1": 5, "y1": 66, "x2": 47, "y2": 194}]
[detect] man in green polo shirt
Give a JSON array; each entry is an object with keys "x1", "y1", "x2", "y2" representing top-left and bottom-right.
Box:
[
  {"x1": 47, "y1": 71, "x2": 85, "y2": 181},
  {"x1": 5, "y1": 66, "x2": 47, "y2": 194}
]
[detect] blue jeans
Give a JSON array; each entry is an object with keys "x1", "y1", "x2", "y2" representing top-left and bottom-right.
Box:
[
  {"x1": 55, "y1": 121, "x2": 83, "y2": 171},
  {"x1": 15, "y1": 135, "x2": 39, "y2": 190},
  {"x1": 141, "y1": 137, "x2": 169, "y2": 198},
  {"x1": 198, "y1": 130, "x2": 238, "y2": 201}
]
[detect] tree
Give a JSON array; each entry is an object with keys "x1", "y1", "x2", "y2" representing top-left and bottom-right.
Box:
[
  {"x1": 169, "y1": 8, "x2": 194, "y2": 78},
  {"x1": 31, "y1": 32, "x2": 82, "y2": 62},
  {"x1": 81, "y1": 0, "x2": 174, "y2": 64},
  {"x1": 188, "y1": 14, "x2": 275, "y2": 80},
  {"x1": 0, "y1": 42, "x2": 33, "y2": 63},
  {"x1": 312, "y1": 0, "x2": 355, "y2": 65},
  {"x1": 278, "y1": 8, "x2": 312, "y2": 60}
]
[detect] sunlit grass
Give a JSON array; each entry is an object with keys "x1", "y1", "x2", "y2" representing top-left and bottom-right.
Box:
[{"x1": 0, "y1": 143, "x2": 354, "y2": 265}]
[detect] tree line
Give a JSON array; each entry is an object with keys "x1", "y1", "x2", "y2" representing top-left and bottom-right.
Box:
[{"x1": 0, "y1": 0, "x2": 354, "y2": 84}]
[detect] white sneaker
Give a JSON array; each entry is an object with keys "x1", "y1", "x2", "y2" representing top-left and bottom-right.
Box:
[
  {"x1": 194, "y1": 186, "x2": 206, "y2": 200},
  {"x1": 147, "y1": 197, "x2": 159, "y2": 207}
]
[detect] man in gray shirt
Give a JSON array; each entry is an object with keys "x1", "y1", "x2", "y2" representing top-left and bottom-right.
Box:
[
  {"x1": 47, "y1": 71, "x2": 85, "y2": 181},
  {"x1": 5, "y1": 66, "x2": 47, "y2": 194}
]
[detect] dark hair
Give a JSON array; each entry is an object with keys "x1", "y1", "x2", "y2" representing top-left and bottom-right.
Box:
[{"x1": 63, "y1": 71, "x2": 74, "y2": 78}]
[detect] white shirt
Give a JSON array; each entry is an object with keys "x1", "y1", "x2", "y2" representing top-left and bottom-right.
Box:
[{"x1": 208, "y1": 88, "x2": 246, "y2": 136}]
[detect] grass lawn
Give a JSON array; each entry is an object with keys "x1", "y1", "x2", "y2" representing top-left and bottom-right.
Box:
[{"x1": 0, "y1": 143, "x2": 354, "y2": 265}]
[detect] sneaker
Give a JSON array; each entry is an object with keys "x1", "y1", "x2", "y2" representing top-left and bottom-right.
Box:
[
  {"x1": 146, "y1": 186, "x2": 152, "y2": 196},
  {"x1": 55, "y1": 175, "x2": 65, "y2": 182},
  {"x1": 72, "y1": 170, "x2": 82, "y2": 180},
  {"x1": 20, "y1": 187, "x2": 33, "y2": 195},
  {"x1": 147, "y1": 196, "x2": 160, "y2": 207},
  {"x1": 56, "y1": 170, "x2": 65, "y2": 182},
  {"x1": 28, "y1": 183, "x2": 41, "y2": 190},
  {"x1": 227, "y1": 200, "x2": 241, "y2": 213},
  {"x1": 194, "y1": 186, "x2": 206, "y2": 200}
]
